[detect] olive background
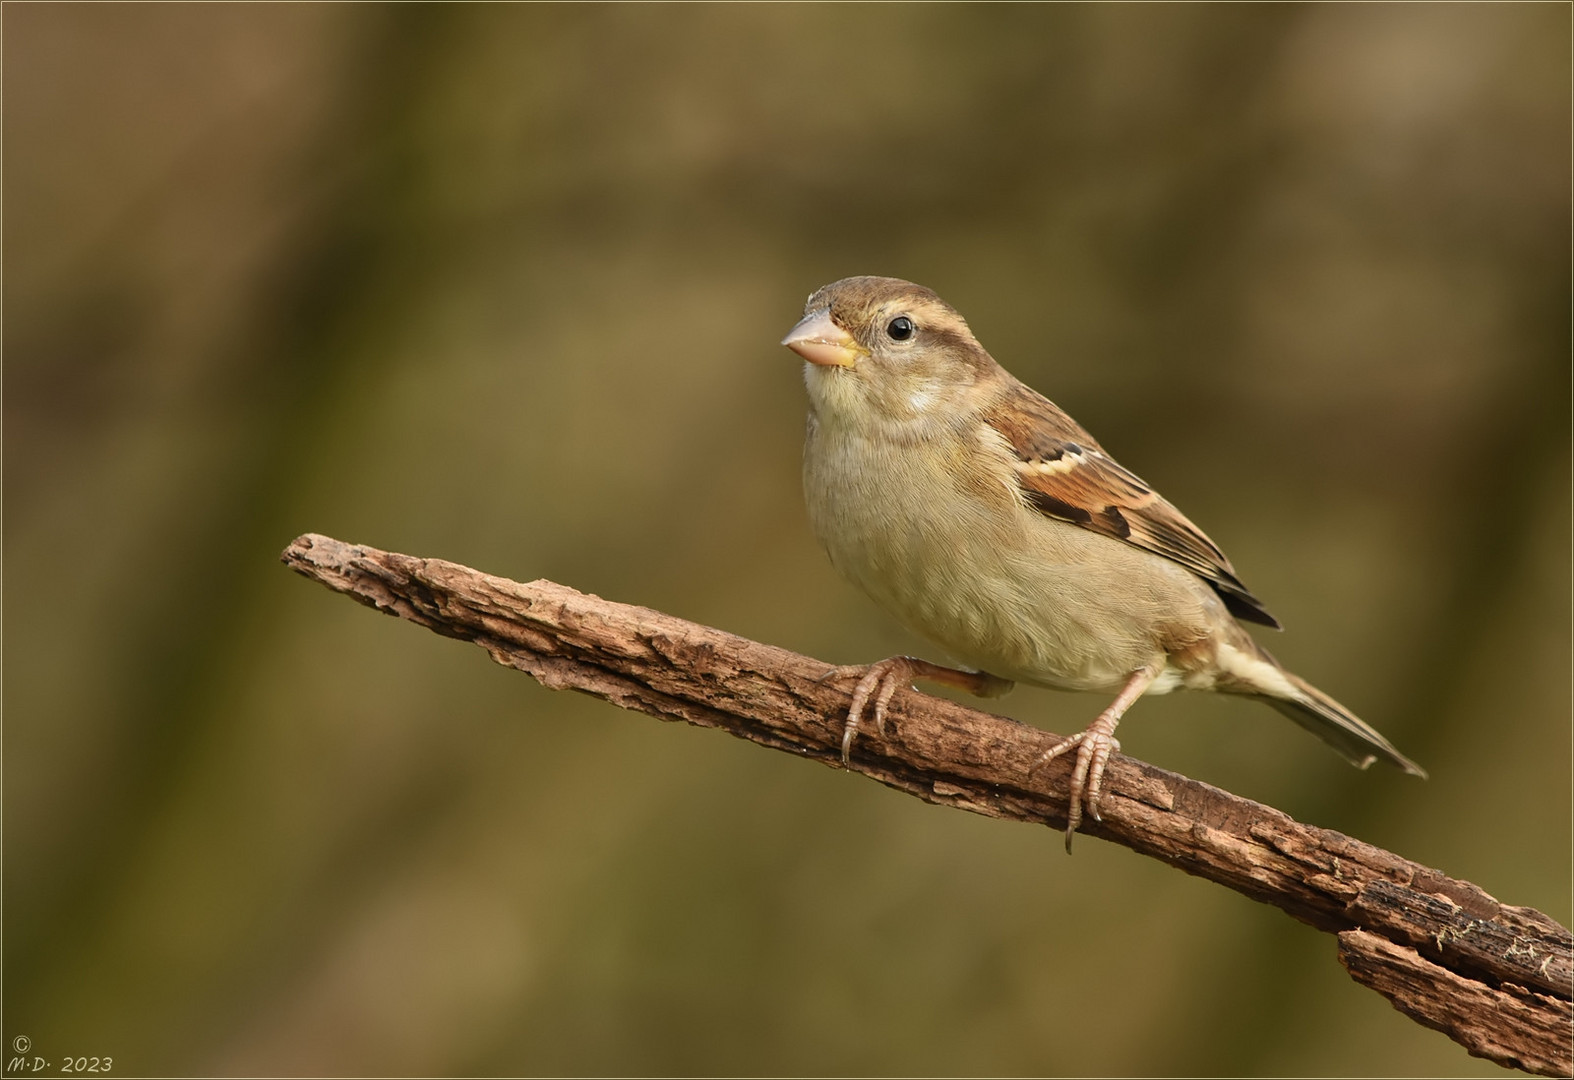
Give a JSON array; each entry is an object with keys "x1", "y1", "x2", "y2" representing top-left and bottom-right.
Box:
[{"x1": 6, "y1": 5, "x2": 1569, "y2": 1076}]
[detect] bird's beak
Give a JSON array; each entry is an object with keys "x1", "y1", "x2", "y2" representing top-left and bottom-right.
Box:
[{"x1": 781, "y1": 310, "x2": 866, "y2": 368}]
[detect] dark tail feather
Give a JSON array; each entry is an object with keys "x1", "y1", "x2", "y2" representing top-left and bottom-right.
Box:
[{"x1": 1265, "y1": 671, "x2": 1427, "y2": 778}]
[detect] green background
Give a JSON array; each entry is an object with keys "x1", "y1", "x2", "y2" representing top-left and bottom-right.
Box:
[{"x1": 7, "y1": 5, "x2": 1569, "y2": 1075}]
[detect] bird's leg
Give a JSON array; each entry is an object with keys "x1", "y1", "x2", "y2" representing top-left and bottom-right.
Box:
[
  {"x1": 822, "y1": 656, "x2": 1014, "y2": 764},
  {"x1": 1034, "y1": 665, "x2": 1159, "y2": 852}
]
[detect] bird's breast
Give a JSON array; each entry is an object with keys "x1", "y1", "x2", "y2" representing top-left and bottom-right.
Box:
[{"x1": 802, "y1": 415, "x2": 1195, "y2": 691}]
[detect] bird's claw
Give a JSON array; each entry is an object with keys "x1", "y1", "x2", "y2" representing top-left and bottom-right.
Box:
[
  {"x1": 1034, "y1": 717, "x2": 1122, "y2": 853},
  {"x1": 840, "y1": 658, "x2": 915, "y2": 763},
  {"x1": 825, "y1": 656, "x2": 1016, "y2": 766}
]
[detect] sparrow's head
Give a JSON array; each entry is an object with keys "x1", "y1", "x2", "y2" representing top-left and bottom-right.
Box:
[{"x1": 781, "y1": 276, "x2": 999, "y2": 431}]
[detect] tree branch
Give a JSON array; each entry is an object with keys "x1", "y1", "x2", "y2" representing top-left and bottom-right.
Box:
[{"x1": 282, "y1": 533, "x2": 1571, "y2": 1077}]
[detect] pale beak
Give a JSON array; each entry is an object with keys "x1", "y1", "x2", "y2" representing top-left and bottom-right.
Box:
[{"x1": 781, "y1": 309, "x2": 866, "y2": 368}]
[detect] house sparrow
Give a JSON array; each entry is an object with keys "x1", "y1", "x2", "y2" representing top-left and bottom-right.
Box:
[{"x1": 782, "y1": 275, "x2": 1424, "y2": 850}]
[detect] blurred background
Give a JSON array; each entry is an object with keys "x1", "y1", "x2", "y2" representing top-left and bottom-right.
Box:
[{"x1": 6, "y1": 4, "x2": 1568, "y2": 1076}]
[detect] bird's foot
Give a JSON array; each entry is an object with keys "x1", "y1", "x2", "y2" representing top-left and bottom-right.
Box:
[
  {"x1": 1030, "y1": 666, "x2": 1158, "y2": 852},
  {"x1": 821, "y1": 656, "x2": 1012, "y2": 764},
  {"x1": 1034, "y1": 713, "x2": 1122, "y2": 852}
]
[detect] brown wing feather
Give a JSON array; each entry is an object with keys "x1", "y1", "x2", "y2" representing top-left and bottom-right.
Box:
[{"x1": 981, "y1": 383, "x2": 1281, "y2": 629}]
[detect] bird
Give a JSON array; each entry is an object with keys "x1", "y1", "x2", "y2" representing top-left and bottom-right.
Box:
[{"x1": 780, "y1": 275, "x2": 1425, "y2": 850}]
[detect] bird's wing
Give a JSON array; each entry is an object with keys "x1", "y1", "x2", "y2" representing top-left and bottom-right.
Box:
[{"x1": 980, "y1": 382, "x2": 1281, "y2": 629}]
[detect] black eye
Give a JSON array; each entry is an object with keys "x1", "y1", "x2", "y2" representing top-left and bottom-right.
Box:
[{"x1": 886, "y1": 316, "x2": 915, "y2": 341}]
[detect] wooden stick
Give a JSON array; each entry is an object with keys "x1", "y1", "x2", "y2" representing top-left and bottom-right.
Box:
[{"x1": 282, "y1": 533, "x2": 1572, "y2": 1077}]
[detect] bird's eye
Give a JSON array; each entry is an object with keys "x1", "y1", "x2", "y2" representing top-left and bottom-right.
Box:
[{"x1": 886, "y1": 316, "x2": 915, "y2": 341}]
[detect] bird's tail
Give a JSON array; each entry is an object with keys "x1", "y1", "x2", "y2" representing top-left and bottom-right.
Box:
[
  {"x1": 1265, "y1": 672, "x2": 1426, "y2": 777},
  {"x1": 1230, "y1": 642, "x2": 1427, "y2": 778}
]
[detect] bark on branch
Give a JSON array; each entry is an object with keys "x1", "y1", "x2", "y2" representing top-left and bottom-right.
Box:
[{"x1": 282, "y1": 533, "x2": 1571, "y2": 1077}]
